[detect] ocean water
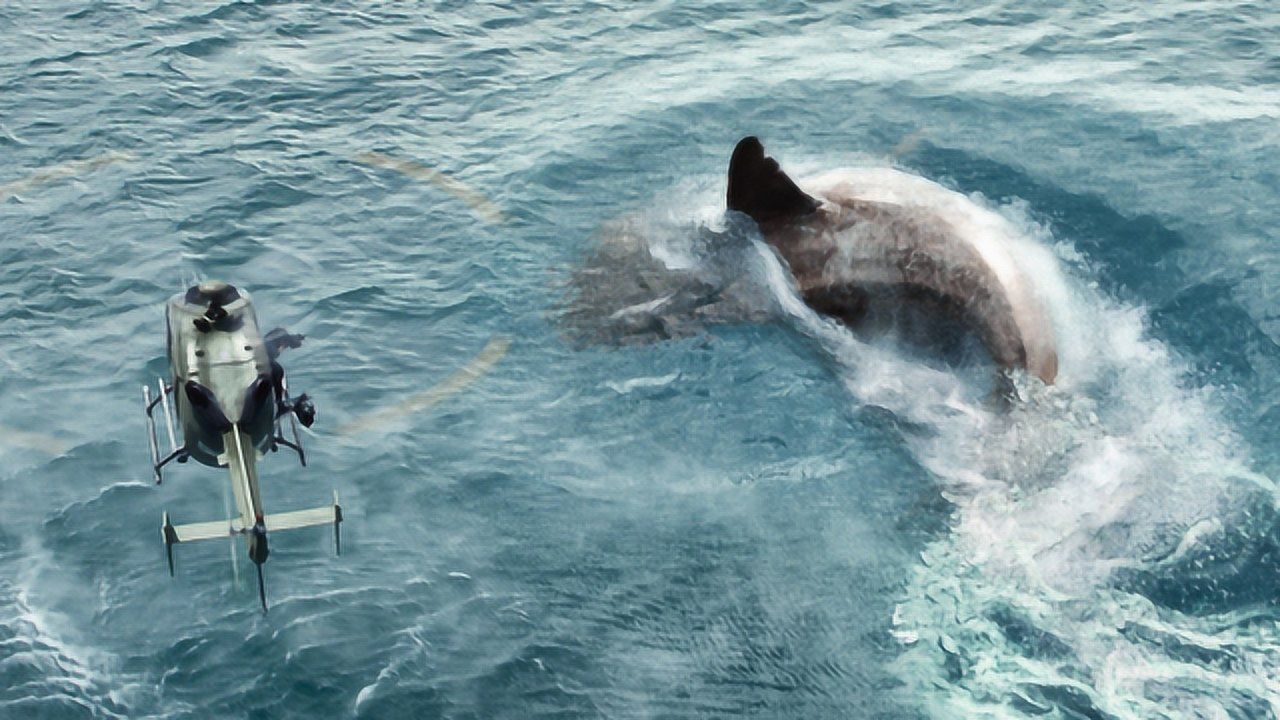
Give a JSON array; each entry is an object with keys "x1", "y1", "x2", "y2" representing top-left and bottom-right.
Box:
[{"x1": 2, "y1": 2, "x2": 1278, "y2": 718}]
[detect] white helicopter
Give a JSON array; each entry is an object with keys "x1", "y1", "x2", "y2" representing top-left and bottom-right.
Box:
[{"x1": 143, "y1": 280, "x2": 341, "y2": 612}]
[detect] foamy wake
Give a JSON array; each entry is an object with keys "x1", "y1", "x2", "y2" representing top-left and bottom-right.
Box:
[
  {"x1": 731, "y1": 174, "x2": 1279, "y2": 719},
  {"x1": 0, "y1": 538, "x2": 162, "y2": 719},
  {"x1": 575, "y1": 164, "x2": 1279, "y2": 717}
]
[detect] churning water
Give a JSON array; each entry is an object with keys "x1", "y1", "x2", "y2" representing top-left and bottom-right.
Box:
[{"x1": 2, "y1": 2, "x2": 1278, "y2": 718}]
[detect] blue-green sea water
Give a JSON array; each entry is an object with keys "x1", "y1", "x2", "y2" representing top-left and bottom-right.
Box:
[{"x1": 2, "y1": 2, "x2": 1279, "y2": 718}]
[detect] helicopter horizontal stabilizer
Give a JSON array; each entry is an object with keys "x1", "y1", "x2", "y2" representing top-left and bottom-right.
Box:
[
  {"x1": 265, "y1": 503, "x2": 340, "y2": 533},
  {"x1": 161, "y1": 490, "x2": 343, "y2": 580},
  {"x1": 161, "y1": 511, "x2": 239, "y2": 576},
  {"x1": 264, "y1": 490, "x2": 343, "y2": 555},
  {"x1": 168, "y1": 517, "x2": 243, "y2": 543}
]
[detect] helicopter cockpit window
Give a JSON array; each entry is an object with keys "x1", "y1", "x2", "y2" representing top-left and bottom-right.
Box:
[{"x1": 184, "y1": 380, "x2": 232, "y2": 434}]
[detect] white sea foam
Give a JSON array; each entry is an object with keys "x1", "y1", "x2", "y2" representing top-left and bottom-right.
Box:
[
  {"x1": 631, "y1": 162, "x2": 1279, "y2": 717},
  {"x1": 528, "y1": 2, "x2": 1276, "y2": 153},
  {"x1": 0, "y1": 539, "x2": 160, "y2": 719},
  {"x1": 748, "y1": 170, "x2": 1280, "y2": 718}
]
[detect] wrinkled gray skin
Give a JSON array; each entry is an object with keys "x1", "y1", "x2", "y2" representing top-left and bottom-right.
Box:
[
  {"x1": 560, "y1": 216, "x2": 773, "y2": 345},
  {"x1": 727, "y1": 137, "x2": 1056, "y2": 384},
  {"x1": 760, "y1": 189, "x2": 1057, "y2": 384},
  {"x1": 563, "y1": 144, "x2": 1057, "y2": 385}
]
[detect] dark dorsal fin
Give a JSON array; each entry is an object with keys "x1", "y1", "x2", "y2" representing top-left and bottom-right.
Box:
[{"x1": 726, "y1": 136, "x2": 821, "y2": 225}]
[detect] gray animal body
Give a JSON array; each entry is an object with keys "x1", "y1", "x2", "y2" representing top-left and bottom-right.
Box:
[{"x1": 728, "y1": 137, "x2": 1058, "y2": 384}]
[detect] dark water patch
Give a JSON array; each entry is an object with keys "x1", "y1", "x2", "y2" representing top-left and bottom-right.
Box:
[
  {"x1": 964, "y1": 7, "x2": 1047, "y2": 27},
  {"x1": 1253, "y1": 402, "x2": 1280, "y2": 478},
  {"x1": 1021, "y1": 33, "x2": 1071, "y2": 58},
  {"x1": 1008, "y1": 688, "x2": 1055, "y2": 715},
  {"x1": 238, "y1": 179, "x2": 320, "y2": 216},
  {"x1": 1150, "y1": 280, "x2": 1280, "y2": 383},
  {"x1": 39, "y1": 439, "x2": 137, "y2": 485},
  {"x1": 123, "y1": 173, "x2": 217, "y2": 205},
  {"x1": 170, "y1": 36, "x2": 236, "y2": 60},
  {"x1": 196, "y1": 88, "x2": 256, "y2": 115},
  {"x1": 1118, "y1": 621, "x2": 1242, "y2": 673},
  {"x1": 1117, "y1": 491, "x2": 1280, "y2": 615},
  {"x1": 387, "y1": 24, "x2": 454, "y2": 42},
  {"x1": 37, "y1": 478, "x2": 166, "y2": 614},
  {"x1": 275, "y1": 21, "x2": 326, "y2": 40},
  {"x1": 143, "y1": 585, "x2": 448, "y2": 716},
  {"x1": 1143, "y1": 679, "x2": 1273, "y2": 720},
  {"x1": 314, "y1": 285, "x2": 501, "y2": 329},
  {"x1": 891, "y1": 484, "x2": 955, "y2": 547},
  {"x1": 910, "y1": 143, "x2": 1189, "y2": 306},
  {"x1": 1019, "y1": 682, "x2": 1118, "y2": 720},
  {"x1": 190, "y1": 1, "x2": 268, "y2": 24},
  {"x1": 469, "y1": 643, "x2": 602, "y2": 718},
  {"x1": 312, "y1": 81, "x2": 407, "y2": 114},
  {"x1": 438, "y1": 470, "x2": 574, "y2": 524},
  {"x1": 172, "y1": 179, "x2": 319, "y2": 246},
  {"x1": 25, "y1": 68, "x2": 88, "y2": 83},
  {"x1": 1149, "y1": 277, "x2": 1280, "y2": 472},
  {"x1": 468, "y1": 482, "x2": 929, "y2": 717},
  {"x1": 479, "y1": 14, "x2": 527, "y2": 32},
  {"x1": 174, "y1": 230, "x2": 268, "y2": 264},
  {"x1": 27, "y1": 49, "x2": 108, "y2": 68},
  {"x1": 0, "y1": 695, "x2": 100, "y2": 720},
  {"x1": 151, "y1": 628, "x2": 244, "y2": 695},
  {"x1": 986, "y1": 602, "x2": 1077, "y2": 662},
  {"x1": 355, "y1": 687, "x2": 450, "y2": 720}
]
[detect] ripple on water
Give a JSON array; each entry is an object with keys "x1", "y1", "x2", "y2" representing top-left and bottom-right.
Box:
[{"x1": 2, "y1": 1, "x2": 1279, "y2": 718}]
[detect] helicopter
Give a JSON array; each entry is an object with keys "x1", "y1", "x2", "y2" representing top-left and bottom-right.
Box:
[{"x1": 143, "y1": 280, "x2": 341, "y2": 612}]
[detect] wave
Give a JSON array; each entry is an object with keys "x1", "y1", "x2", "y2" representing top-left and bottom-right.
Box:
[
  {"x1": 0, "y1": 533, "x2": 160, "y2": 719},
  {"x1": 573, "y1": 164, "x2": 1280, "y2": 717}
]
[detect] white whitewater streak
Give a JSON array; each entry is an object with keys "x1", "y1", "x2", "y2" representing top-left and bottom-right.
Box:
[
  {"x1": 831, "y1": 190, "x2": 1280, "y2": 717},
  {"x1": 0, "y1": 151, "x2": 133, "y2": 201},
  {"x1": 0, "y1": 424, "x2": 74, "y2": 455},
  {"x1": 353, "y1": 622, "x2": 433, "y2": 715},
  {"x1": 525, "y1": 2, "x2": 1277, "y2": 146},
  {"x1": 0, "y1": 539, "x2": 164, "y2": 719},
  {"x1": 746, "y1": 230, "x2": 980, "y2": 425},
  {"x1": 683, "y1": 163, "x2": 1280, "y2": 717},
  {"x1": 634, "y1": 164, "x2": 1279, "y2": 717},
  {"x1": 605, "y1": 373, "x2": 681, "y2": 395}
]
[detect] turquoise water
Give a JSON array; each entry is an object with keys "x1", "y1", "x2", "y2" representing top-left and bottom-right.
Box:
[{"x1": 2, "y1": 2, "x2": 1279, "y2": 718}]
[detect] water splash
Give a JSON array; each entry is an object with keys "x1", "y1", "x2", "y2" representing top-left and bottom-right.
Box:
[{"x1": 576, "y1": 165, "x2": 1280, "y2": 718}]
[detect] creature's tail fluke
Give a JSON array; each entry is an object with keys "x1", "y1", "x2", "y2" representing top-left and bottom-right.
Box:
[{"x1": 726, "y1": 136, "x2": 820, "y2": 225}]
